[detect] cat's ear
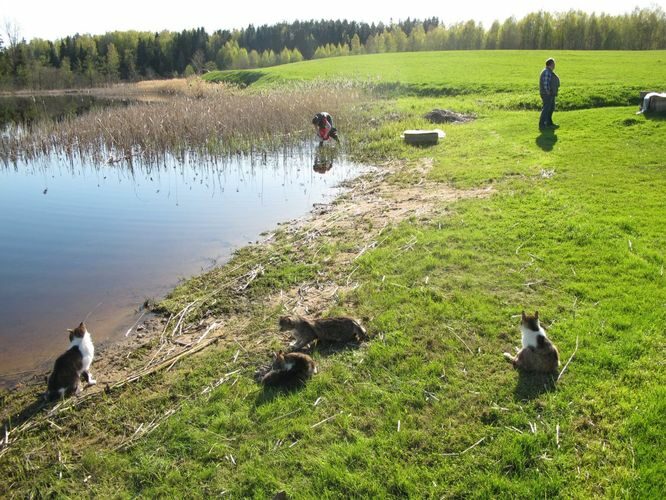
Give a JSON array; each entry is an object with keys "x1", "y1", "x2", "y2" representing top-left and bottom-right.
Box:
[
  {"x1": 79, "y1": 322, "x2": 85, "y2": 330},
  {"x1": 534, "y1": 311, "x2": 539, "y2": 320},
  {"x1": 521, "y1": 311, "x2": 527, "y2": 320}
]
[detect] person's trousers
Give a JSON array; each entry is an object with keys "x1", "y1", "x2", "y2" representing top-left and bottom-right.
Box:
[{"x1": 540, "y1": 95, "x2": 556, "y2": 126}]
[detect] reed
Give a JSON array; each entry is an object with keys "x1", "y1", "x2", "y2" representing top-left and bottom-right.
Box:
[{"x1": 0, "y1": 81, "x2": 364, "y2": 164}]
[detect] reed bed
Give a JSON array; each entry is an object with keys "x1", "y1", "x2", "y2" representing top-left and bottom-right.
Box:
[
  {"x1": 0, "y1": 82, "x2": 364, "y2": 164},
  {"x1": 99, "y1": 77, "x2": 228, "y2": 99}
]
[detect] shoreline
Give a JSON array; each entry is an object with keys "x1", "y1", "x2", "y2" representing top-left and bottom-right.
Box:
[
  {"x1": 0, "y1": 151, "x2": 367, "y2": 391},
  {"x1": 0, "y1": 157, "x2": 491, "y2": 451}
]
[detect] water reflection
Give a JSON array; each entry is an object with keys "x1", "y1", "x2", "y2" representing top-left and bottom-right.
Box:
[
  {"x1": 0, "y1": 146, "x2": 367, "y2": 387},
  {"x1": 313, "y1": 144, "x2": 338, "y2": 174}
]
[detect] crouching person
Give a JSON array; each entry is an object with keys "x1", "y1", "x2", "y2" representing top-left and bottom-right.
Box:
[{"x1": 312, "y1": 112, "x2": 340, "y2": 145}]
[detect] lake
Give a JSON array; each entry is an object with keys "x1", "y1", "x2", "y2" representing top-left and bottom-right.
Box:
[{"x1": 0, "y1": 97, "x2": 366, "y2": 387}]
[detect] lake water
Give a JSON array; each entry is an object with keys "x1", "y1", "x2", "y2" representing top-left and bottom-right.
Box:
[{"x1": 0, "y1": 132, "x2": 365, "y2": 387}]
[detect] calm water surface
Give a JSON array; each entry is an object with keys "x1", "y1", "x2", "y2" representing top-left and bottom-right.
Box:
[{"x1": 0, "y1": 148, "x2": 365, "y2": 386}]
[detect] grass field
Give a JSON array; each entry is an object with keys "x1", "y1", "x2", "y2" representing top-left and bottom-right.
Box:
[
  {"x1": 2, "y1": 51, "x2": 665, "y2": 498},
  {"x1": 205, "y1": 50, "x2": 666, "y2": 110}
]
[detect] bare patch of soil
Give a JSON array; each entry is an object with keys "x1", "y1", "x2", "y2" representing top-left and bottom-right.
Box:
[{"x1": 266, "y1": 158, "x2": 491, "y2": 316}]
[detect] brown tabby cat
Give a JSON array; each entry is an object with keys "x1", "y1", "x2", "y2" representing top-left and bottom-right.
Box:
[{"x1": 279, "y1": 315, "x2": 367, "y2": 350}]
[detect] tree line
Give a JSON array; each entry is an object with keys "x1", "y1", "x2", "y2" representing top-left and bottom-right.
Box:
[{"x1": 1, "y1": 8, "x2": 664, "y2": 90}]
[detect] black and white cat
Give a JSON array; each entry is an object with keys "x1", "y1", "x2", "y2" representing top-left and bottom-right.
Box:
[
  {"x1": 45, "y1": 322, "x2": 96, "y2": 401},
  {"x1": 503, "y1": 311, "x2": 560, "y2": 374}
]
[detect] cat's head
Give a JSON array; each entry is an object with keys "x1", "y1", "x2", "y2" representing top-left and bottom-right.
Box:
[
  {"x1": 67, "y1": 322, "x2": 87, "y2": 342},
  {"x1": 278, "y1": 316, "x2": 296, "y2": 331},
  {"x1": 271, "y1": 350, "x2": 285, "y2": 369},
  {"x1": 521, "y1": 311, "x2": 540, "y2": 332}
]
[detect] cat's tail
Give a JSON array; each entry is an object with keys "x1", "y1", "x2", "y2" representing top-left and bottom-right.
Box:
[
  {"x1": 355, "y1": 322, "x2": 368, "y2": 341},
  {"x1": 503, "y1": 352, "x2": 516, "y2": 365}
]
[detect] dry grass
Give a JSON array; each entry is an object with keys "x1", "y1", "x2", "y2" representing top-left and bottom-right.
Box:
[
  {"x1": 110, "y1": 77, "x2": 227, "y2": 99},
  {"x1": 0, "y1": 81, "x2": 364, "y2": 164}
]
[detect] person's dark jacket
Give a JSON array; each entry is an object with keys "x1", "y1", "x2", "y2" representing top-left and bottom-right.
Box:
[{"x1": 540, "y1": 67, "x2": 560, "y2": 96}]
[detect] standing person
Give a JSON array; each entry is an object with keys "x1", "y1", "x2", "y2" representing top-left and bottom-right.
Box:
[
  {"x1": 539, "y1": 58, "x2": 560, "y2": 130},
  {"x1": 312, "y1": 112, "x2": 340, "y2": 145}
]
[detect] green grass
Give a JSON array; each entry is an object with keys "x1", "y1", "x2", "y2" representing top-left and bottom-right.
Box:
[
  {"x1": 205, "y1": 50, "x2": 666, "y2": 109},
  {"x1": 2, "y1": 51, "x2": 665, "y2": 497}
]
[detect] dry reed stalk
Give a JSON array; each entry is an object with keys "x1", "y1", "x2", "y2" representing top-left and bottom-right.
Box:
[
  {"x1": 442, "y1": 436, "x2": 486, "y2": 457},
  {"x1": 557, "y1": 336, "x2": 579, "y2": 383},
  {"x1": 1, "y1": 83, "x2": 364, "y2": 164},
  {"x1": 311, "y1": 411, "x2": 343, "y2": 429}
]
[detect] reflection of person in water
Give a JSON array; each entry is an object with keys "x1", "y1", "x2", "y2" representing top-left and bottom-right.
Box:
[
  {"x1": 313, "y1": 145, "x2": 335, "y2": 174},
  {"x1": 312, "y1": 112, "x2": 340, "y2": 145},
  {"x1": 313, "y1": 159, "x2": 333, "y2": 174}
]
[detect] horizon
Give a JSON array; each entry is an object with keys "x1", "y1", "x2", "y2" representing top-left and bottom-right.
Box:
[{"x1": 3, "y1": 0, "x2": 664, "y2": 43}]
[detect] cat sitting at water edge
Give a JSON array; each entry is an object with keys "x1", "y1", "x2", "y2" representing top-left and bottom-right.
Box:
[
  {"x1": 503, "y1": 311, "x2": 560, "y2": 374},
  {"x1": 45, "y1": 322, "x2": 96, "y2": 401}
]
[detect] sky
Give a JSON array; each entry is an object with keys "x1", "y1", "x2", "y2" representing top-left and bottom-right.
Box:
[{"x1": 2, "y1": 0, "x2": 665, "y2": 42}]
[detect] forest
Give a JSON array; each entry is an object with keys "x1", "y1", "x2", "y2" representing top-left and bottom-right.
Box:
[{"x1": 1, "y1": 7, "x2": 665, "y2": 90}]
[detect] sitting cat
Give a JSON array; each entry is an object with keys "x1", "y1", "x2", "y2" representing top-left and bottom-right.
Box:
[
  {"x1": 503, "y1": 311, "x2": 560, "y2": 374},
  {"x1": 279, "y1": 315, "x2": 367, "y2": 350},
  {"x1": 45, "y1": 322, "x2": 97, "y2": 401},
  {"x1": 261, "y1": 351, "x2": 316, "y2": 389}
]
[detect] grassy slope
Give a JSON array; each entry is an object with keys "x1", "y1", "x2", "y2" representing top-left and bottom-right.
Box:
[
  {"x1": 3, "y1": 52, "x2": 666, "y2": 497},
  {"x1": 205, "y1": 50, "x2": 666, "y2": 109}
]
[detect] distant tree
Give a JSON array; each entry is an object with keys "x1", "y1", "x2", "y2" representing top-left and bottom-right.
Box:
[
  {"x1": 408, "y1": 25, "x2": 427, "y2": 51},
  {"x1": 59, "y1": 56, "x2": 74, "y2": 86},
  {"x1": 3, "y1": 20, "x2": 22, "y2": 76},
  {"x1": 539, "y1": 14, "x2": 554, "y2": 48},
  {"x1": 585, "y1": 14, "x2": 602, "y2": 49},
  {"x1": 558, "y1": 11, "x2": 587, "y2": 49},
  {"x1": 259, "y1": 49, "x2": 276, "y2": 67},
  {"x1": 313, "y1": 45, "x2": 329, "y2": 59},
  {"x1": 499, "y1": 17, "x2": 521, "y2": 49},
  {"x1": 106, "y1": 43, "x2": 120, "y2": 82},
  {"x1": 485, "y1": 21, "x2": 500, "y2": 49},
  {"x1": 300, "y1": 34, "x2": 316, "y2": 60},
  {"x1": 121, "y1": 48, "x2": 138, "y2": 80},
  {"x1": 426, "y1": 25, "x2": 448, "y2": 50},
  {"x1": 365, "y1": 34, "x2": 377, "y2": 53},
  {"x1": 218, "y1": 39, "x2": 239, "y2": 69},
  {"x1": 291, "y1": 48, "x2": 304, "y2": 62},
  {"x1": 459, "y1": 21, "x2": 483, "y2": 49},
  {"x1": 350, "y1": 33, "x2": 362, "y2": 54},
  {"x1": 519, "y1": 12, "x2": 545, "y2": 49},
  {"x1": 278, "y1": 47, "x2": 291, "y2": 65},
  {"x1": 248, "y1": 49, "x2": 260, "y2": 68},
  {"x1": 393, "y1": 27, "x2": 409, "y2": 51},
  {"x1": 191, "y1": 49, "x2": 206, "y2": 74}
]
